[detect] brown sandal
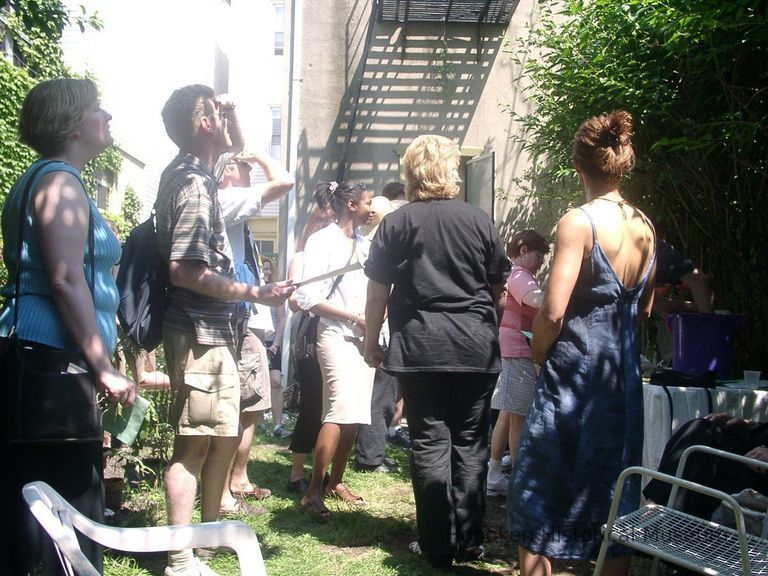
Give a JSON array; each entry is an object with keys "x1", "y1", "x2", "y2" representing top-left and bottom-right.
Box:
[
  {"x1": 325, "y1": 483, "x2": 365, "y2": 506},
  {"x1": 299, "y1": 495, "x2": 331, "y2": 518},
  {"x1": 231, "y1": 485, "x2": 272, "y2": 500}
]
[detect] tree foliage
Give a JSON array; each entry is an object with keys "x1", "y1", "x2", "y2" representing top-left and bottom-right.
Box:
[{"x1": 507, "y1": 0, "x2": 768, "y2": 372}]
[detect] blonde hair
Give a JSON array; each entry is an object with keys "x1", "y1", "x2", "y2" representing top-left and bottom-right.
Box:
[
  {"x1": 572, "y1": 110, "x2": 636, "y2": 186},
  {"x1": 18, "y1": 78, "x2": 99, "y2": 157},
  {"x1": 403, "y1": 134, "x2": 460, "y2": 201}
]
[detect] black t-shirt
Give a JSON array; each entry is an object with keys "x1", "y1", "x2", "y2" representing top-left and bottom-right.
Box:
[{"x1": 365, "y1": 199, "x2": 511, "y2": 373}]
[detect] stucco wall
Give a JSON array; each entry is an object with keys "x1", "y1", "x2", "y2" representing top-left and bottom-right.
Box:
[{"x1": 289, "y1": 0, "x2": 541, "y2": 245}]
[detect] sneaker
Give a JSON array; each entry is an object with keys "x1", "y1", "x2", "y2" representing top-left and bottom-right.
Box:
[
  {"x1": 455, "y1": 545, "x2": 485, "y2": 563},
  {"x1": 273, "y1": 425, "x2": 292, "y2": 439},
  {"x1": 486, "y1": 475, "x2": 507, "y2": 497},
  {"x1": 501, "y1": 454, "x2": 512, "y2": 470},
  {"x1": 165, "y1": 558, "x2": 221, "y2": 576},
  {"x1": 387, "y1": 427, "x2": 412, "y2": 449},
  {"x1": 408, "y1": 541, "x2": 453, "y2": 570},
  {"x1": 355, "y1": 460, "x2": 399, "y2": 473},
  {"x1": 408, "y1": 541, "x2": 422, "y2": 556}
]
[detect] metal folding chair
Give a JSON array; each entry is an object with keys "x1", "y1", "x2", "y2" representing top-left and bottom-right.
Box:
[{"x1": 594, "y1": 445, "x2": 768, "y2": 576}]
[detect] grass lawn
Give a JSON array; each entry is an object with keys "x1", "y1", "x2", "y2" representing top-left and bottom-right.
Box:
[{"x1": 105, "y1": 429, "x2": 661, "y2": 576}]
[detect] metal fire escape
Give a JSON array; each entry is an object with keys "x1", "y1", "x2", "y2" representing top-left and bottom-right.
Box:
[
  {"x1": 336, "y1": 0, "x2": 517, "y2": 183},
  {"x1": 379, "y1": 0, "x2": 517, "y2": 58}
]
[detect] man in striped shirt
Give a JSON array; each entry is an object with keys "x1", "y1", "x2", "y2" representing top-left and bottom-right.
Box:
[{"x1": 156, "y1": 84, "x2": 294, "y2": 576}]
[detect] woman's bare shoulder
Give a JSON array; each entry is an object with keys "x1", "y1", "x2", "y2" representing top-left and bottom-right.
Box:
[
  {"x1": 35, "y1": 169, "x2": 86, "y2": 197},
  {"x1": 556, "y1": 206, "x2": 593, "y2": 237}
]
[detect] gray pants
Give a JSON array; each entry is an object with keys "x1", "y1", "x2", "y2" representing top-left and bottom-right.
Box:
[{"x1": 355, "y1": 369, "x2": 397, "y2": 467}]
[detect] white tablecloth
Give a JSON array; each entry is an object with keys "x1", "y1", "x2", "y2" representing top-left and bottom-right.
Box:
[{"x1": 643, "y1": 383, "x2": 768, "y2": 473}]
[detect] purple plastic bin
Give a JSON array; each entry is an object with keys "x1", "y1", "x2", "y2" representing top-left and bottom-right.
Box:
[{"x1": 671, "y1": 313, "x2": 745, "y2": 379}]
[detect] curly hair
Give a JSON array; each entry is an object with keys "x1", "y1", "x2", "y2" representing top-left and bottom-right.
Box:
[
  {"x1": 18, "y1": 78, "x2": 99, "y2": 157},
  {"x1": 403, "y1": 135, "x2": 461, "y2": 201},
  {"x1": 161, "y1": 84, "x2": 215, "y2": 149},
  {"x1": 572, "y1": 110, "x2": 635, "y2": 186}
]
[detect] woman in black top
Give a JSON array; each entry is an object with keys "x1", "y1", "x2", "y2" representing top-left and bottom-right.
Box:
[{"x1": 364, "y1": 134, "x2": 510, "y2": 570}]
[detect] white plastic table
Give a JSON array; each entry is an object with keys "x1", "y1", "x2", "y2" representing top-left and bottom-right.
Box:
[{"x1": 642, "y1": 383, "x2": 768, "y2": 473}]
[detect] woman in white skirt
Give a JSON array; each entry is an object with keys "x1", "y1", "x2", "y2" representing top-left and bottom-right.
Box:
[
  {"x1": 487, "y1": 230, "x2": 549, "y2": 496},
  {"x1": 296, "y1": 180, "x2": 374, "y2": 517}
]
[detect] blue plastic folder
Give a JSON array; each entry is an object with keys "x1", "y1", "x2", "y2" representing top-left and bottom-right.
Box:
[{"x1": 102, "y1": 395, "x2": 151, "y2": 446}]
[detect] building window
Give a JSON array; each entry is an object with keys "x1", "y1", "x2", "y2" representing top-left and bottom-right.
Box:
[
  {"x1": 273, "y1": 3, "x2": 284, "y2": 55},
  {"x1": 270, "y1": 107, "x2": 282, "y2": 160},
  {"x1": 255, "y1": 239, "x2": 275, "y2": 256}
]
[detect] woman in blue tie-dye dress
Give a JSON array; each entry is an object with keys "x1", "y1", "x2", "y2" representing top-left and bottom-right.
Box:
[{"x1": 507, "y1": 110, "x2": 656, "y2": 576}]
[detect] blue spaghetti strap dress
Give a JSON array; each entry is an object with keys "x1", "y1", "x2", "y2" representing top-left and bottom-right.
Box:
[{"x1": 507, "y1": 207, "x2": 655, "y2": 560}]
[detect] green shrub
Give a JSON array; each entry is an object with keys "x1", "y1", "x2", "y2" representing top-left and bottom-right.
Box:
[{"x1": 506, "y1": 0, "x2": 768, "y2": 373}]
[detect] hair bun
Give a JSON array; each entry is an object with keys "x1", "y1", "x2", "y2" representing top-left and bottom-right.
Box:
[
  {"x1": 572, "y1": 109, "x2": 636, "y2": 182},
  {"x1": 605, "y1": 110, "x2": 633, "y2": 148}
]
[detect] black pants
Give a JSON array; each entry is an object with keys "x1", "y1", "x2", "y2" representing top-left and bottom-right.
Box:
[
  {"x1": 398, "y1": 372, "x2": 497, "y2": 562},
  {"x1": 1, "y1": 439, "x2": 104, "y2": 576},
  {"x1": 289, "y1": 357, "x2": 324, "y2": 454},
  {"x1": 355, "y1": 368, "x2": 397, "y2": 467},
  {"x1": 643, "y1": 418, "x2": 768, "y2": 520}
]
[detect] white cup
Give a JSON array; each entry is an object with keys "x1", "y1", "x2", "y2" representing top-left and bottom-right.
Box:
[{"x1": 744, "y1": 370, "x2": 762, "y2": 389}]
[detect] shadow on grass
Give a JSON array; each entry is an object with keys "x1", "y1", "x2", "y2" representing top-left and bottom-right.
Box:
[{"x1": 243, "y1": 439, "x2": 513, "y2": 575}]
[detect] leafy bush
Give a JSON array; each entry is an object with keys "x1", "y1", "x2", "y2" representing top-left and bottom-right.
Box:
[
  {"x1": 506, "y1": 0, "x2": 768, "y2": 373},
  {"x1": 121, "y1": 185, "x2": 143, "y2": 230}
]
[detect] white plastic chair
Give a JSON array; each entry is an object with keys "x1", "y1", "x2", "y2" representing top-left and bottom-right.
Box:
[{"x1": 22, "y1": 481, "x2": 267, "y2": 576}]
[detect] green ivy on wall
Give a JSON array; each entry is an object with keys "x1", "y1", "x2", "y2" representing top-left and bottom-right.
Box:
[{"x1": 82, "y1": 144, "x2": 123, "y2": 198}]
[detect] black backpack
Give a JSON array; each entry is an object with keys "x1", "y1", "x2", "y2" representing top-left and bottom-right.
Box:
[{"x1": 116, "y1": 212, "x2": 168, "y2": 351}]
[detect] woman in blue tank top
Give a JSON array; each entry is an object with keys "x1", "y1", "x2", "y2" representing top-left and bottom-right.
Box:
[{"x1": 0, "y1": 78, "x2": 136, "y2": 575}]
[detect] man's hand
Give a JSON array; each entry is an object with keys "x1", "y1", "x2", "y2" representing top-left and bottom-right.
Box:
[
  {"x1": 350, "y1": 313, "x2": 366, "y2": 338},
  {"x1": 213, "y1": 94, "x2": 242, "y2": 150},
  {"x1": 744, "y1": 446, "x2": 768, "y2": 473},
  {"x1": 704, "y1": 412, "x2": 759, "y2": 430},
  {"x1": 98, "y1": 368, "x2": 137, "y2": 406},
  {"x1": 364, "y1": 337, "x2": 385, "y2": 368},
  {"x1": 214, "y1": 94, "x2": 237, "y2": 113},
  {"x1": 255, "y1": 281, "x2": 296, "y2": 306}
]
